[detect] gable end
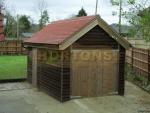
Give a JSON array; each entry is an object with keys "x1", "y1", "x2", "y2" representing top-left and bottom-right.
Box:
[{"x1": 73, "y1": 25, "x2": 119, "y2": 49}]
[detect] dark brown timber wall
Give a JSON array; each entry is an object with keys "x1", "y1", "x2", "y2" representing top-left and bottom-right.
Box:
[
  {"x1": 37, "y1": 63, "x2": 70, "y2": 102},
  {"x1": 37, "y1": 63, "x2": 62, "y2": 101},
  {"x1": 38, "y1": 48, "x2": 70, "y2": 102},
  {"x1": 118, "y1": 45, "x2": 125, "y2": 95},
  {"x1": 61, "y1": 67, "x2": 70, "y2": 102},
  {"x1": 73, "y1": 25, "x2": 118, "y2": 49}
]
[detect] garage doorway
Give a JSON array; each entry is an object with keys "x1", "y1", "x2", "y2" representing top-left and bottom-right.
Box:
[{"x1": 71, "y1": 50, "x2": 119, "y2": 97}]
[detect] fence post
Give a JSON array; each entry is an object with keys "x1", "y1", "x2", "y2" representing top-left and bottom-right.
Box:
[
  {"x1": 131, "y1": 47, "x2": 134, "y2": 69},
  {"x1": 148, "y1": 50, "x2": 150, "y2": 82}
]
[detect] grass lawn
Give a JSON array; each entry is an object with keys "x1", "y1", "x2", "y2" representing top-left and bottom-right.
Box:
[{"x1": 0, "y1": 56, "x2": 27, "y2": 80}]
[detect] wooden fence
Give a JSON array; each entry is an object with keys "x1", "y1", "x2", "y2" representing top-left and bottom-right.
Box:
[
  {"x1": 0, "y1": 40, "x2": 26, "y2": 55},
  {"x1": 126, "y1": 47, "x2": 150, "y2": 81},
  {"x1": 124, "y1": 37, "x2": 150, "y2": 49}
]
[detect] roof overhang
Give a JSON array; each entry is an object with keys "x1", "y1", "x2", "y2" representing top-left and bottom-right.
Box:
[
  {"x1": 96, "y1": 16, "x2": 131, "y2": 49},
  {"x1": 23, "y1": 42, "x2": 59, "y2": 50}
]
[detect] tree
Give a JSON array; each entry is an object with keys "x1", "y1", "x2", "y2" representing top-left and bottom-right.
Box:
[
  {"x1": 18, "y1": 15, "x2": 31, "y2": 33},
  {"x1": 111, "y1": 0, "x2": 135, "y2": 6},
  {"x1": 139, "y1": 8, "x2": 150, "y2": 41},
  {"x1": 4, "y1": 13, "x2": 31, "y2": 38},
  {"x1": 111, "y1": 0, "x2": 150, "y2": 41},
  {"x1": 39, "y1": 10, "x2": 49, "y2": 29},
  {"x1": 36, "y1": 0, "x2": 49, "y2": 30},
  {"x1": 110, "y1": 0, "x2": 135, "y2": 34},
  {"x1": 124, "y1": 1, "x2": 150, "y2": 41},
  {"x1": 4, "y1": 11, "x2": 17, "y2": 38},
  {"x1": 0, "y1": 0, "x2": 5, "y2": 10},
  {"x1": 77, "y1": 8, "x2": 87, "y2": 17},
  {"x1": 37, "y1": 0, "x2": 48, "y2": 16}
]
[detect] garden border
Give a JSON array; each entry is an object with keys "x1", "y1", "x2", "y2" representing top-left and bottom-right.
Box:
[{"x1": 0, "y1": 78, "x2": 27, "y2": 83}]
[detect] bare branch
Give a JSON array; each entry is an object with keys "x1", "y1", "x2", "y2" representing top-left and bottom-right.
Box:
[
  {"x1": 37, "y1": 0, "x2": 48, "y2": 15},
  {"x1": 0, "y1": 0, "x2": 5, "y2": 10},
  {"x1": 143, "y1": 0, "x2": 149, "y2": 7}
]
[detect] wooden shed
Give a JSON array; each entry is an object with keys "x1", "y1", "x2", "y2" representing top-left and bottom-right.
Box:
[{"x1": 24, "y1": 15, "x2": 130, "y2": 102}]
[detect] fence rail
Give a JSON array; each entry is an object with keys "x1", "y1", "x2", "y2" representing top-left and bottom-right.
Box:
[
  {"x1": 0, "y1": 40, "x2": 26, "y2": 55},
  {"x1": 126, "y1": 47, "x2": 150, "y2": 81}
]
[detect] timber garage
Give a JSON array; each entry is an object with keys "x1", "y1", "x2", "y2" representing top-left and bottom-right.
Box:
[{"x1": 24, "y1": 15, "x2": 130, "y2": 102}]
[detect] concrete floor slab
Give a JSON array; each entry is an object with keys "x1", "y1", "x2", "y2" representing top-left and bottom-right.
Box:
[{"x1": 0, "y1": 81, "x2": 150, "y2": 113}]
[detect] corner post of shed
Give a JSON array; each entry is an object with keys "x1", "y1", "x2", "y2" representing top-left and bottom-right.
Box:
[
  {"x1": 148, "y1": 49, "x2": 150, "y2": 82},
  {"x1": 60, "y1": 50, "x2": 64, "y2": 102},
  {"x1": 32, "y1": 48, "x2": 38, "y2": 87},
  {"x1": 131, "y1": 47, "x2": 134, "y2": 70},
  {"x1": 27, "y1": 47, "x2": 33, "y2": 83},
  {"x1": 118, "y1": 45, "x2": 125, "y2": 96}
]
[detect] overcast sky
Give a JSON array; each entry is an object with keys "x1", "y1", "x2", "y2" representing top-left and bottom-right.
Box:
[{"x1": 4, "y1": 0, "x2": 150, "y2": 25}]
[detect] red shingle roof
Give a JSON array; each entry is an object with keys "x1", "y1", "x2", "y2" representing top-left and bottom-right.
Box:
[{"x1": 25, "y1": 15, "x2": 96, "y2": 44}]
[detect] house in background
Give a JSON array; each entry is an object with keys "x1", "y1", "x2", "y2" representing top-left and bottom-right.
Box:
[
  {"x1": 20, "y1": 32, "x2": 33, "y2": 40},
  {"x1": 0, "y1": 10, "x2": 4, "y2": 41},
  {"x1": 24, "y1": 15, "x2": 130, "y2": 102}
]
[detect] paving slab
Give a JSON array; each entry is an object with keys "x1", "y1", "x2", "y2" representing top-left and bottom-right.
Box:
[
  {"x1": 0, "y1": 81, "x2": 149, "y2": 113},
  {"x1": 0, "y1": 82, "x2": 31, "y2": 91}
]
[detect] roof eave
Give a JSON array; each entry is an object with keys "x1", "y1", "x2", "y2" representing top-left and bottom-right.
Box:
[
  {"x1": 95, "y1": 15, "x2": 131, "y2": 49},
  {"x1": 23, "y1": 42, "x2": 59, "y2": 50}
]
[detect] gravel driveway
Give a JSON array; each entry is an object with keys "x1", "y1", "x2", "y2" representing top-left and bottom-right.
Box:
[{"x1": 0, "y1": 81, "x2": 150, "y2": 113}]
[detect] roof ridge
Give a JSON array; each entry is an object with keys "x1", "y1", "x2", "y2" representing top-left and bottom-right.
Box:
[{"x1": 51, "y1": 15, "x2": 96, "y2": 24}]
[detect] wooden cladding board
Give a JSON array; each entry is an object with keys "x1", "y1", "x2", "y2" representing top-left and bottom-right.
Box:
[
  {"x1": 73, "y1": 25, "x2": 118, "y2": 49},
  {"x1": 37, "y1": 64, "x2": 62, "y2": 100},
  {"x1": 71, "y1": 50, "x2": 119, "y2": 97},
  {"x1": 61, "y1": 67, "x2": 70, "y2": 101},
  {"x1": 37, "y1": 63, "x2": 70, "y2": 102}
]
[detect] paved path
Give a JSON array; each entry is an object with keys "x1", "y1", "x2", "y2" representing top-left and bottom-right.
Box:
[
  {"x1": 0, "y1": 81, "x2": 150, "y2": 113},
  {"x1": 0, "y1": 82, "x2": 31, "y2": 91}
]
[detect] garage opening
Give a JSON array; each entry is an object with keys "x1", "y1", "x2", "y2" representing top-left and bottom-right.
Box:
[{"x1": 71, "y1": 50, "x2": 119, "y2": 97}]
